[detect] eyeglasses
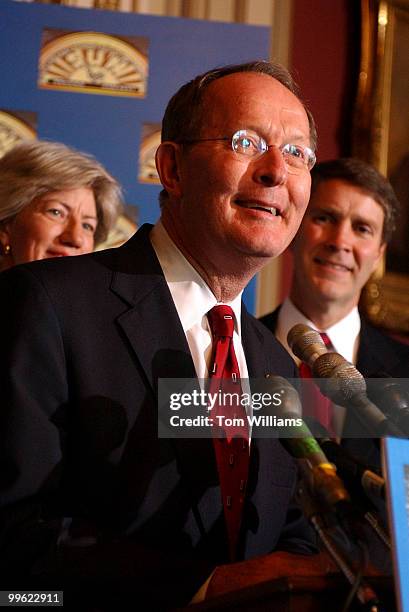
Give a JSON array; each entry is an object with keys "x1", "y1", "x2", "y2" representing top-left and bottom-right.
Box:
[{"x1": 178, "y1": 128, "x2": 316, "y2": 173}]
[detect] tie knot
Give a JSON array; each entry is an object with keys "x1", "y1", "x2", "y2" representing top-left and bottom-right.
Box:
[{"x1": 208, "y1": 305, "x2": 235, "y2": 339}]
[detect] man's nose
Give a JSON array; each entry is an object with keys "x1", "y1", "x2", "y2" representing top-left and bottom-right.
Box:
[
  {"x1": 252, "y1": 147, "x2": 288, "y2": 187},
  {"x1": 325, "y1": 223, "x2": 352, "y2": 251},
  {"x1": 60, "y1": 218, "x2": 84, "y2": 248}
]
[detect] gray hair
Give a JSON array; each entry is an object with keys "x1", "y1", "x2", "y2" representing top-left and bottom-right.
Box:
[{"x1": 0, "y1": 139, "x2": 123, "y2": 245}]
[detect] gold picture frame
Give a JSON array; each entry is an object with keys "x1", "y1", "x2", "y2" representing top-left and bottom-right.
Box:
[{"x1": 354, "y1": 0, "x2": 409, "y2": 332}]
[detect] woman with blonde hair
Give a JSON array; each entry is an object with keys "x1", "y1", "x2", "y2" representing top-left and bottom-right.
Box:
[{"x1": 0, "y1": 140, "x2": 123, "y2": 270}]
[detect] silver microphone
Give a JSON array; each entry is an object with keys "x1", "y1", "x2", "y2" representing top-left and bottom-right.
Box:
[
  {"x1": 287, "y1": 324, "x2": 328, "y2": 367},
  {"x1": 312, "y1": 352, "x2": 404, "y2": 437}
]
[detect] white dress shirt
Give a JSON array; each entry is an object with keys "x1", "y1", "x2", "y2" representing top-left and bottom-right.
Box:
[
  {"x1": 275, "y1": 297, "x2": 361, "y2": 434},
  {"x1": 276, "y1": 297, "x2": 361, "y2": 366},
  {"x1": 150, "y1": 220, "x2": 249, "y2": 381}
]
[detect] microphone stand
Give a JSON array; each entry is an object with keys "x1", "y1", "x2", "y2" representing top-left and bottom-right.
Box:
[
  {"x1": 296, "y1": 477, "x2": 381, "y2": 611},
  {"x1": 363, "y1": 511, "x2": 391, "y2": 550}
]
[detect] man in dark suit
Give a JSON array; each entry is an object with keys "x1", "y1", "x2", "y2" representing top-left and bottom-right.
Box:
[
  {"x1": 260, "y1": 158, "x2": 409, "y2": 452},
  {"x1": 0, "y1": 62, "x2": 318, "y2": 609}
]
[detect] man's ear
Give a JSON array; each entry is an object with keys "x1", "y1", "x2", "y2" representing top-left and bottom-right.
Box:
[{"x1": 155, "y1": 142, "x2": 183, "y2": 199}]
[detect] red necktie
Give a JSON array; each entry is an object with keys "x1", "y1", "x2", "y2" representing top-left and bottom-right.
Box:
[
  {"x1": 299, "y1": 332, "x2": 334, "y2": 433},
  {"x1": 207, "y1": 305, "x2": 249, "y2": 561},
  {"x1": 319, "y1": 332, "x2": 332, "y2": 350}
]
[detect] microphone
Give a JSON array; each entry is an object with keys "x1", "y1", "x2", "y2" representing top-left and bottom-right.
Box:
[
  {"x1": 287, "y1": 324, "x2": 328, "y2": 367},
  {"x1": 315, "y1": 431, "x2": 390, "y2": 550},
  {"x1": 367, "y1": 375, "x2": 409, "y2": 437},
  {"x1": 312, "y1": 352, "x2": 404, "y2": 437},
  {"x1": 304, "y1": 416, "x2": 385, "y2": 502},
  {"x1": 304, "y1": 417, "x2": 390, "y2": 548},
  {"x1": 264, "y1": 375, "x2": 350, "y2": 511},
  {"x1": 266, "y1": 377, "x2": 388, "y2": 572},
  {"x1": 319, "y1": 439, "x2": 385, "y2": 503}
]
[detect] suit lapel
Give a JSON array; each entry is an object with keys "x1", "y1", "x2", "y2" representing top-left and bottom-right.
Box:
[
  {"x1": 259, "y1": 305, "x2": 280, "y2": 335},
  {"x1": 241, "y1": 305, "x2": 266, "y2": 378},
  {"x1": 358, "y1": 321, "x2": 401, "y2": 376},
  {"x1": 109, "y1": 225, "x2": 196, "y2": 394},
  {"x1": 110, "y1": 231, "x2": 271, "y2": 390}
]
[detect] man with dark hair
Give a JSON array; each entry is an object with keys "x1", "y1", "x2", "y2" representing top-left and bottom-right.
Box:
[
  {"x1": 0, "y1": 61, "x2": 317, "y2": 609},
  {"x1": 261, "y1": 157, "x2": 409, "y2": 448}
]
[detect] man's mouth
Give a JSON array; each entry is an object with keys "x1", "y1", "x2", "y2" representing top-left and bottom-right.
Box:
[
  {"x1": 314, "y1": 256, "x2": 352, "y2": 272},
  {"x1": 235, "y1": 200, "x2": 279, "y2": 216}
]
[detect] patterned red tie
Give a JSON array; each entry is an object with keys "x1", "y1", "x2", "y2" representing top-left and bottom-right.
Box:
[
  {"x1": 207, "y1": 305, "x2": 249, "y2": 561},
  {"x1": 299, "y1": 332, "x2": 334, "y2": 433}
]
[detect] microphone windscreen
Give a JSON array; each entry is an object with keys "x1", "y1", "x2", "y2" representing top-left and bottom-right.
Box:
[
  {"x1": 312, "y1": 353, "x2": 366, "y2": 402},
  {"x1": 287, "y1": 324, "x2": 327, "y2": 365},
  {"x1": 287, "y1": 323, "x2": 314, "y2": 347},
  {"x1": 313, "y1": 352, "x2": 345, "y2": 377}
]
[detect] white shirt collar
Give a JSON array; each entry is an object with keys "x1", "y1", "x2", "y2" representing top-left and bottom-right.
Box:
[
  {"x1": 149, "y1": 220, "x2": 243, "y2": 335},
  {"x1": 276, "y1": 297, "x2": 361, "y2": 365}
]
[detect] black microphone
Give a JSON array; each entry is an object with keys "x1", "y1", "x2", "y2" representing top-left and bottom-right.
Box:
[
  {"x1": 312, "y1": 352, "x2": 404, "y2": 438},
  {"x1": 287, "y1": 324, "x2": 328, "y2": 367},
  {"x1": 310, "y1": 422, "x2": 390, "y2": 549},
  {"x1": 322, "y1": 439, "x2": 385, "y2": 500},
  {"x1": 264, "y1": 375, "x2": 350, "y2": 511},
  {"x1": 367, "y1": 374, "x2": 409, "y2": 437},
  {"x1": 304, "y1": 416, "x2": 385, "y2": 502}
]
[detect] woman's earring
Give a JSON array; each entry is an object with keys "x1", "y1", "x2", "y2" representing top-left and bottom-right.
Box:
[{"x1": 3, "y1": 244, "x2": 11, "y2": 255}]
